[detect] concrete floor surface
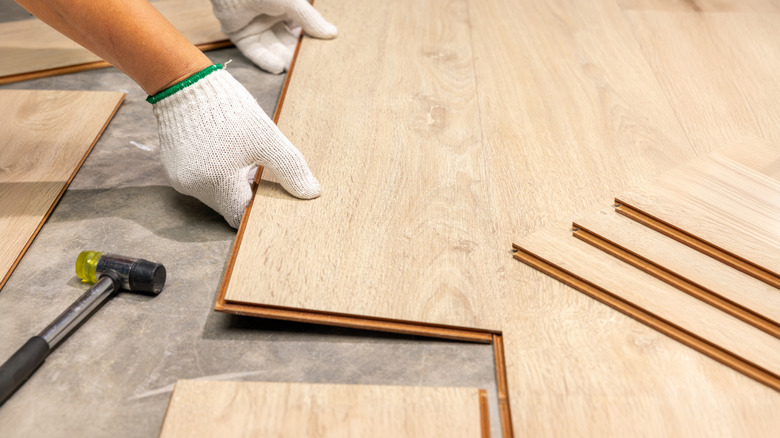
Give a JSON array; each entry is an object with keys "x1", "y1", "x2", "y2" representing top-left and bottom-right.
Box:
[{"x1": 0, "y1": 39, "x2": 501, "y2": 437}]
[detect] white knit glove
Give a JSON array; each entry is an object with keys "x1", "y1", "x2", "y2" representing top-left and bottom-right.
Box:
[
  {"x1": 149, "y1": 65, "x2": 320, "y2": 228},
  {"x1": 211, "y1": 0, "x2": 337, "y2": 74}
]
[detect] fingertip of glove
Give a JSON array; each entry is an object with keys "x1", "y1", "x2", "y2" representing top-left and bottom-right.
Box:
[
  {"x1": 289, "y1": 174, "x2": 322, "y2": 200},
  {"x1": 306, "y1": 23, "x2": 338, "y2": 39}
]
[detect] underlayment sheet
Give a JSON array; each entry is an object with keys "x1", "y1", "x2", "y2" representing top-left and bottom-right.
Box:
[
  {"x1": 0, "y1": 0, "x2": 228, "y2": 83},
  {"x1": 0, "y1": 89, "x2": 125, "y2": 290},
  {"x1": 158, "y1": 380, "x2": 488, "y2": 438}
]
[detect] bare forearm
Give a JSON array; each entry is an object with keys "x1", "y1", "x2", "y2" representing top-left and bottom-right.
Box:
[{"x1": 16, "y1": 0, "x2": 211, "y2": 94}]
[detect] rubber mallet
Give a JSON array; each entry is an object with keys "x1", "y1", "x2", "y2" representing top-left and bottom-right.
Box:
[{"x1": 0, "y1": 251, "x2": 166, "y2": 406}]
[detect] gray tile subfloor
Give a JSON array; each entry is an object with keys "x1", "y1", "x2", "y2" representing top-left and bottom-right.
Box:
[{"x1": 0, "y1": 48, "x2": 502, "y2": 436}]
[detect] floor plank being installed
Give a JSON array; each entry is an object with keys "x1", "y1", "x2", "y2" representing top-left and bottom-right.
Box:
[
  {"x1": 221, "y1": 0, "x2": 507, "y2": 333},
  {"x1": 159, "y1": 380, "x2": 488, "y2": 438},
  {"x1": 216, "y1": 0, "x2": 780, "y2": 434},
  {"x1": 0, "y1": 89, "x2": 124, "y2": 291},
  {"x1": 0, "y1": 0, "x2": 227, "y2": 84}
]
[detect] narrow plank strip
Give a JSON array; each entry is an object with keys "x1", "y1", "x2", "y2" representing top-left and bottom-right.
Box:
[
  {"x1": 0, "y1": 0, "x2": 227, "y2": 83},
  {"x1": 573, "y1": 208, "x2": 780, "y2": 335},
  {"x1": 158, "y1": 380, "x2": 486, "y2": 438},
  {"x1": 512, "y1": 227, "x2": 780, "y2": 390},
  {"x1": 0, "y1": 89, "x2": 125, "y2": 290}
]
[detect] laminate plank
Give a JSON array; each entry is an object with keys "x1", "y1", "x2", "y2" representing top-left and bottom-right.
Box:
[
  {"x1": 224, "y1": 0, "x2": 504, "y2": 330},
  {"x1": 218, "y1": 0, "x2": 780, "y2": 433},
  {"x1": 0, "y1": 0, "x2": 227, "y2": 83},
  {"x1": 573, "y1": 207, "x2": 780, "y2": 333},
  {"x1": 621, "y1": 10, "x2": 780, "y2": 151},
  {"x1": 462, "y1": 0, "x2": 767, "y2": 433},
  {"x1": 0, "y1": 89, "x2": 125, "y2": 291},
  {"x1": 617, "y1": 147, "x2": 780, "y2": 282},
  {"x1": 158, "y1": 380, "x2": 487, "y2": 438},
  {"x1": 222, "y1": 0, "x2": 695, "y2": 330},
  {"x1": 501, "y1": 313, "x2": 780, "y2": 437},
  {"x1": 512, "y1": 227, "x2": 780, "y2": 386}
]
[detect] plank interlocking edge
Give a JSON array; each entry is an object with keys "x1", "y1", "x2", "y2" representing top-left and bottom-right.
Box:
[
  {"x1": 614, "y1": 200, "x2": 780, "y2": 289},
  {"x1": 0, "y1": 0, "x2": 230, "y2": 85},
  {"x1": 572, "y1": 213, "x2": 780, "y2": 338},
  {"x1": 159, "y1": 380, "x2": 490, "y2": 438},
  {"x1": 0, "y1": 90, "x2": 126, "y2": 291},
  {"x1": 510, "y1": 238, "x2": 780, "y2": 392}
]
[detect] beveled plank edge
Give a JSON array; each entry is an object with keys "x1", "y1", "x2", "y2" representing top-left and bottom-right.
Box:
[
  {"x1": 571, "y1": 224, "x2": 780, "y2": 338},
  {"x1": 479, "y1": 389, "x2": 490, "y2": 438},
  {"x1": 0, "y1": 41, "x2": 231, "y2": 85},
  {"x1": 511, "y1": 243, "x2": 780, "y2": 392},
  {"x1": 0, "y1": 91, "x2": 126, "y2": 292},
  {"x1": 614, "y1": 199, "x2": 780, "y2": 289}
]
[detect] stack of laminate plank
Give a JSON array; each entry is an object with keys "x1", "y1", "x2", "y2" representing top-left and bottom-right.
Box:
[{"x1": 513, "y1": 143, "x2": 780, "y2": 390}]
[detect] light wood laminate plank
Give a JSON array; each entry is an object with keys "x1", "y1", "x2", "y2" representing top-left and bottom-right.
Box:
[
  {"x1": 223, "y1": 0, "x2": 695, "y2": 331},
  {"x1": 158, "y1": 380, "x2": 487, "y2": 438},
  {"x1": 513, "y1": 226, "x2": 780, "y2": 382},
  {"x1": 220, "y1": 0, "x2": 780, "y2": 433},
  {"x1": 573, "y1": 207, "x2": 780, "y2": 330},
  {"x1": 617, "y1": 148, "x2": 780, "y2": 279},
  {"x1": 621, "y1": 10, "x2": 780, "y2": 151},
  {"x1": 225, "y1": 0, "x2": 503, "y2": 330},
  {"x1": 0, "y1": 89, "x2": 125, "y2": 291},
  {"x1": 0, "y1": 0, "x2": 227, "y2": 82}
]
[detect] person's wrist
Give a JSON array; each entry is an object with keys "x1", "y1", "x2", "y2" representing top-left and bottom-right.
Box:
[{"x1": 146, "y1": 64, "x2": 224, "y2": 104}]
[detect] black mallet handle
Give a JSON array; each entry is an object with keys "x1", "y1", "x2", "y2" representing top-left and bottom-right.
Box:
[{"x1": 0, "y1": 274, "x2": 118, "y2": 406}]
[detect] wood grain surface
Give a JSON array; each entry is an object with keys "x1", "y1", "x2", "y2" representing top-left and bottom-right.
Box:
[
  {"x1": 158, "y1": 380, "x2": 487, "y2": 438},
  {"x1": 513, "y1": 226, "x2": 780, "y2": 386},
  {"x1": 0, "y1": 0, "x2": 227, "y2": 83},
  {"x1": 573, "y1": 207, "x2": 780, "y2": 333},
  {"x1": 222, "y1": 0, "x2": 695, "y2": 332},
  {"x1": 218, "y1": 0, "x2": 780, "y2": 433},
  {"x1": 224, "y1": 0, "x2": 504, "y2": 330},
  {"x1": 0, "y1": 89, "x2": 125, "y2": 291},
  {"x1": 621, "y1": 8, "x2": 780, "y2": 154},
  {"x1": 617, "y1": 148, "x2": 780, "y2": 281}
]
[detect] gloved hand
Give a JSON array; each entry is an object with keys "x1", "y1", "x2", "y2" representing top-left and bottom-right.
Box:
[
  {"x1": 211, "y1": 0, "x2": 337, "y2": 74},
  {"x1": 149, "y1": 64, "x2": 320, "y2": 228}
]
